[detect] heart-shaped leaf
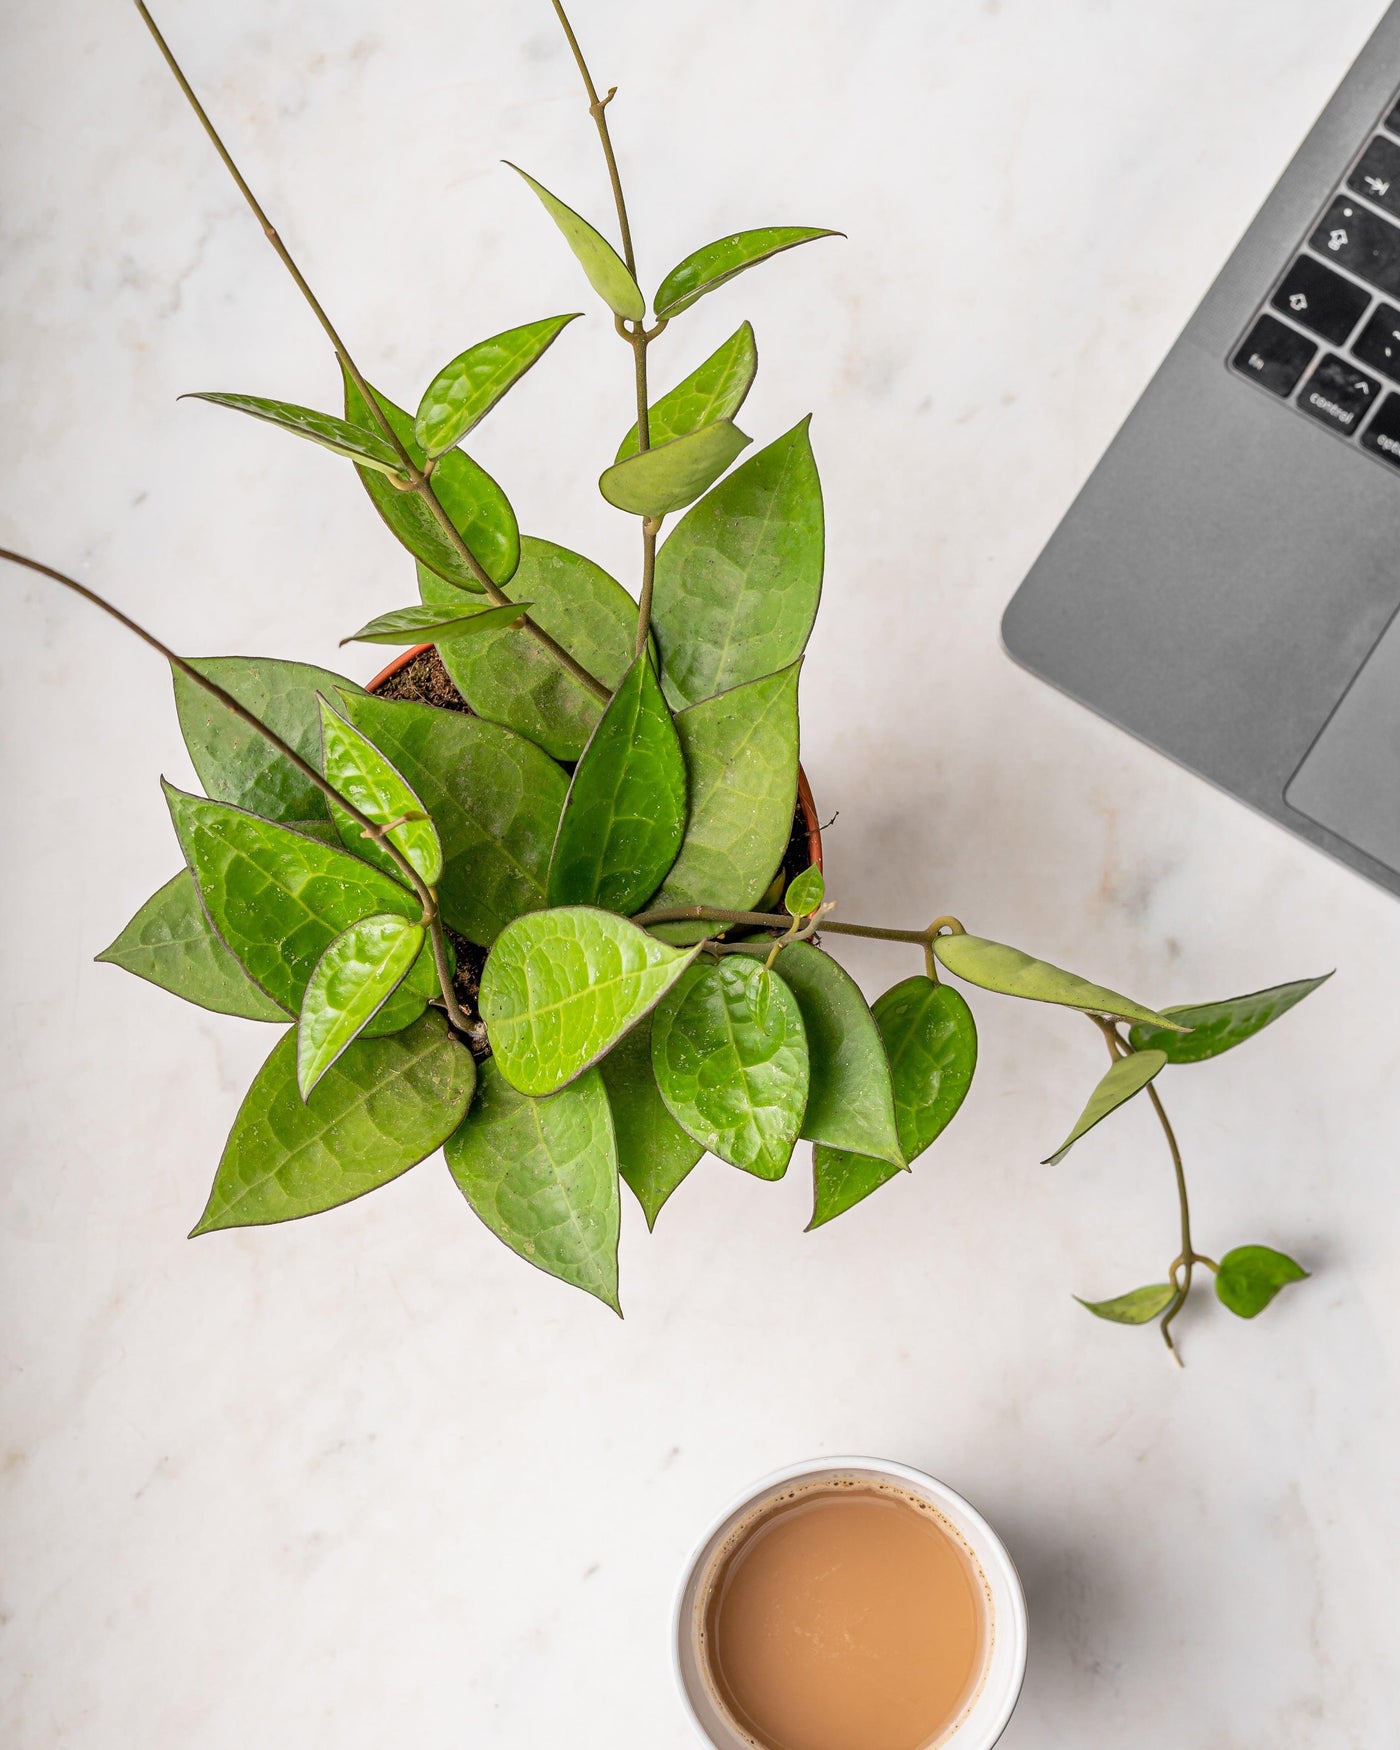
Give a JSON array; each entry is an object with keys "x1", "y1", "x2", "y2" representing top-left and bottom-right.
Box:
[
  {"x1": 172, "y1": 656, "x2": 364, "y2": 824},
  {"x1": 1214, "y1": 1245, "x2": 1309, "y2": 1318},
  {"x1": 1075, "y1": 1283, "x2": 1177, "y2": 1324},
  {"x1": 192, "y1": 1011, "x2": 475, "y2": 1233},
  {"x1": 342, "y1": 368, "x2": 518, "y2": 589},
  {"x1": 507, "y1": 163, "x2": 645, "y2": 321},
  {"x1": 784, "y1": 864, "x2": 825, "y2": 918},
  {"x1": 97, "y1": 869, "x2": 290, "y2": 1021},
  {"x1": 616, "y1": 322, "x2": 758, "y2": 462},
  {"x1": 597, "y1": 1016, "x2": 702, "y2": 1228},
  {"x1": 548, "y1": 652, "x2": 686, "y2": 914},
  {"x1": 319, "y1": 695, "x2": 442, "y2": 886},
  {"x1": 414, "y1": 314, "x2": 580, "y2": 457},
  {"x1": 652, "y1": 419, "x2": 823, "y2": 709},
  {"x1": 1043, "y1": 1048, "x2": 1167, "y2": 1165},
  {"x1": 182, "y1": 392, "x2": 407, "y2": 476},
  {"x1": 810, "y1": 977, "x2": 977, "y2": 1228},
  {"x1": 480, "y1": 907, "x2": 701, "y2": 1097},
  {"x1": 654, "y1": 226, "x2": 840, "y2": 318},
  {"x1": 1127, "y1": 974, "x2": 1332, "y2": 1063},
  {"x1": 445, "y1": 1059, "x2": 620, "y2": 1311},
  {"x1": 296, "y1": 912, "x2": 425, "y2": 1098},
  {"x1": 340, "y1": 600, "x2": 533, "y2": 646},
  {"x1": 648, "y1": 664, "x2": 801, "y2": 939},
  {"x1": 420, "y1": 537, "x2": 636, "y2": 761},
  {"x1": 934, "y1": 933, "x2": 1188, "y2": 1032},
  {"x1": 598, "y1": 420, "x2": 751, "y2": 517},
  {"x1": 338, "y1": 691, "x2": 567, "y2": 946},
  {"x1": 165, "y1": 783, "x2": 420, "y2": 1014},
  {"x1": 651, "y1": 956, "x2": 809, "y2": 1179}
]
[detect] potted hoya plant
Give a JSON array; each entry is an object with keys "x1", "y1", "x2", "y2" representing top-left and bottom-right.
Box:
[{"x1": 2, "y1": 0, "x2": 1327, "y2": 1359}]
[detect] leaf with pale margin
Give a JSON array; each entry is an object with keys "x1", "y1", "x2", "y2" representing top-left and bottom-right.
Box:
[
  {"x1": 182, "y1": 392, "x2": 406, "y2": 476},
  {"x1": 414, "y1": 314, "x2": 580, "y2": 457},
  {"x1": 1075, "y1": 1284, "x2": 1177, "y2": 1325},
  {"x1": 172, "y1": 656, "x2": 364, "y2": 824},
  {"x1": 616, "y1": 322, "x2": 758, "y2": 462},
  {"x1": 548, "y1": 652, "x2": 686, "y2": 914},
  {"x1": 598, "y1": 1016, "x2": 702, "y2": 1228},
  {"x1": 192, "y1": 1012, "x2": 475, "y2": 1233},
  {"x1": 420, "y1": 537, "x2": 636, "y2": 761},
  {"x1": 784, "y1": 864, "x2": 825, "y2": 918},
  {"x1": 654, "y1": 227, "x2": 840, "y2": 318},
  {"x1": 319, "y1": 695, "x2": 442, "y2": 886},
  {"x1": 338, "y1": 690, "x2": 566, "y2": 946},
  {"x1": 481, "y1": 907, "x2": 701, "y2": 1097},
  {"x1": 342, "y1": 368, "x2": 518, "y2": 590},
  {"x1": 97, "y1": 869, "x2": 289, "y2": 1021},
  {"x1": 340, "y1": 600, "x2": 533, "y2": 646},
  {"x1": 507, "y1": 163, "x2": 644, "y2": 321},
  {"x1": 297, "y1": 913, "x2": 424, "y2": 1098},
  {"x1": 651, "y1": 956, "x2": 809, "y2": 1179},
  {"x1": 934, "y1": 933, "x2": 1188, "y2": 1032},
  {"x1": 652, "y1": 419, "x2": 823, "y2": 709},
  {"x1": 1043, "y1": 1049, "x2": 1167, "y2": 1166},
  {"x1": 1127, "y1": 974, "x2": 1332, "y2": 1064},
  {"x1": 599, "y1": 420, "x2": 751, "y2": 517},
  {"x1": 648, "y1": 665, "x2": 801, "y2": 941},
  {"x1": 1215, "y1": 1245, "x2": 1309, "y2": 1318},
  {"x1": 810, "y1": 977, "x2": 977, "y2": 1228}
]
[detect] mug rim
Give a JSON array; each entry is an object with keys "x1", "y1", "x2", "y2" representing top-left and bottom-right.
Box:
[{"x1": 671, "y1": 1455, "x2": 1028, "y2": 1750}]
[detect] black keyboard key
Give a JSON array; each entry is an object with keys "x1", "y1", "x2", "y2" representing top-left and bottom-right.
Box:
[
  {"x1": 1361, "y1": 389, "x2": 1400, "y2": 468},
  {"x1": 1309, "y1": 196, "x2": 1400, "y2": 296},
  {"x1": 1347, "y1": 135, "x2": 1400, "y2": 219},
  {"x1": 1296, "y1": 353, "x2": 1382, "y2": 434},
  {"x1": 1352, "y1": 301, "x2": 1400, "y2": 377},
  {"x1": 1270, "y1": 255, "x2": 1370, "y2": 343},
  {"x1": 1232, "y1": 314, "x2": 1316, "y2": 396}
]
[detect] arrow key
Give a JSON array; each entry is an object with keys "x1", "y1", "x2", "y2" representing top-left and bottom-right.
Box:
[{"x1": 1296, "y1": 353, "x2": 1383, "y2": 435}]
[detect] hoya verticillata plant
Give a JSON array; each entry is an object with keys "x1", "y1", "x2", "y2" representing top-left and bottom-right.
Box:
[{"x1": 2, "y1": 2, "x2": 1326, "y2": 1358}]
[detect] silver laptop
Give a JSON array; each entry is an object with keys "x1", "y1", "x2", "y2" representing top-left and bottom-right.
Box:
[{"x1": 1003, "y1": 3, "x2": 1400, "y2": 899}]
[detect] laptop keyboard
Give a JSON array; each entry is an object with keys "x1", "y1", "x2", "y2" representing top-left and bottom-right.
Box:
[{"x1": 1231, "y1": 91, "x2": 1400, "y2": 472}]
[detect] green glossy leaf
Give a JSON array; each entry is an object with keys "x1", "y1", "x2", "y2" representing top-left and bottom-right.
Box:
[
  {"x1": 296, "y1": 913, "x2": 424, "y2": 1098},
  {"x1": 934, "y1": 933, "x2": 1188, "y2": 1032},
  {"x1": 340, "y1": 600, "x2": 533, "y2": 646},
  {"x1": 342, "y1": 367, "x2": 518, "y2": 589},
  {"x1": 172, "y1": 656, "x2": 364, "y2": 824},
  {"x1": 784, "y1": 864, "x2": 825, "y2": 918},
  {"x1": 548, "y1": 652, "x2": 686, "y2": 914},
  {"x1": 192, "y1": 1011, "x2": 475, "y2": 1233},
  {"x1": 597, "y1": 1016, "x2": 702, "y2": 1228},
  {"x1": 319, "y1": 695, "x2": 442, "y2": 886},
  {"x1": 420, "y1": 537, "x2": 636, "y2": 761},
  {"x1": 652, "y1": 419, "x2": 823, "y2": 709},
  {"x1": 1215, "y1": 1245, "x2": 1309, "y2": 1318},
  {"x1": 165, "y1": 782, "x2": 419, "y2": 1014},
  {"x1": 414, "y1": 314, "x2": 580, "y2": 457},
  {"x1": 481, "y1": 906, "x2": 701, "y2": 1097},
  {"x1": 1127, "y1": 974, "x2": 1332, "y2": 1064},
  {"x1": 96, "y1": 869, "x2": 289, "y2": 1021},
  {"x1": 507, "y1": 163, "x2": 644, "y2": 321},
  {"x1": 1075, "y1": 1283, "x2": 1177, "y2": 1325},
  {"x1": 648, "y1": 664, "x2": 801, "y2": 940},
  {"x1": 445, "y1": 1059, "x2": 620, "y2": 1311},
  {"x1": 654, "y1": 226, "x2": 840, "y2": 318},
  {"x1": 651, "y1": 956, "x2": 809, "y2": 1179},
  {"x1": 616, "y1": 322, "x2": 758, "y2": 462},
  {"x1": 182, "y1": 392, "x2": 406, "y2": 475},
  {"x1": 1043, "y1": 1049, "x2": 1167, "y2": 1166},
  {"x1": 338, "y1": 691, "x2": 566, "y2": 946},
  {"x1": 810, "y1": 978, "x2": 977, "y2": 1228},
  {"x1": 599, "y1": 420, "x2": 751, "y2": 517}
]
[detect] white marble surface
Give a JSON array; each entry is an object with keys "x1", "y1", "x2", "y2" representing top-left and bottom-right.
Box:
[{"x1": 3, "y1": 1, "x2": 1399, "y2": 1743}]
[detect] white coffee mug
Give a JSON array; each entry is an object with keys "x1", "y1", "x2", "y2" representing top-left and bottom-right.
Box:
[{"x1": 673, "y1": 1455, "x2": 1028, "y2": 1750}]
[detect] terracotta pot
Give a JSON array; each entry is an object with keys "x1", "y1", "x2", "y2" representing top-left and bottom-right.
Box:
[{"x1": 366, "y1": 642, "x2": 823, "y2": 875}]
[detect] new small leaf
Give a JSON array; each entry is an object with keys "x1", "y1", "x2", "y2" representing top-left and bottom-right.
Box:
[
  {"x1": 654, "y1": 227, "x2": 841, "y2": 318},
  {"x1": 1215, "y1": 1245, "x2": 1309, "y2": 1318},
  {"x1": 1075, "y1": 1284, "x2": 1177, "y2": 1325},
  {"x1": 784, "y1": 864, "x2": 825, "y2": 918},
  {"x1": 507, "y1": 163, "x2": 645, "y2": 321},
  {"x1": 1043, "y1": 1048, "x2": 1167, "y2": 1165},
  {"x1": 414, "y1": 314, "x2": 581, "y2": 457}
]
